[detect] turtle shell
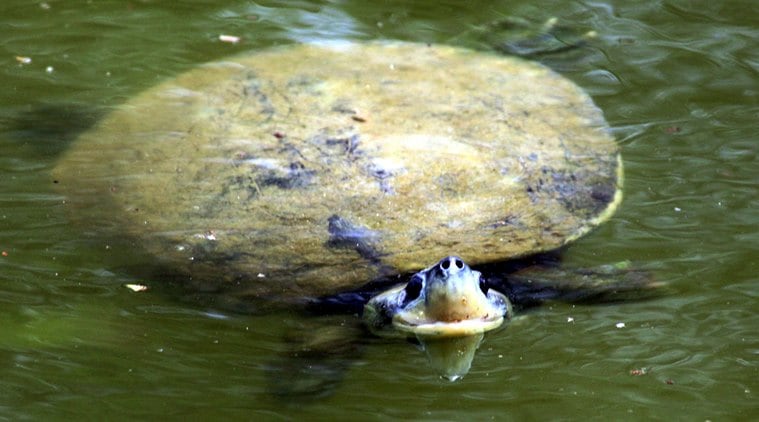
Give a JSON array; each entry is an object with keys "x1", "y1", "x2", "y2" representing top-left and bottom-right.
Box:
[{"x1": 53, "y1": 41, "x2": 622, "y2": 304}]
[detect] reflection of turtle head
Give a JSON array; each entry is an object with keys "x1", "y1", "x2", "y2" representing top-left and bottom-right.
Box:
[
  {"x1": 365, "y1": 256, "x2": 510, "y2": 337},
  {"x1": 417, "y1": 333, "x2": 484, "y2": 381}
]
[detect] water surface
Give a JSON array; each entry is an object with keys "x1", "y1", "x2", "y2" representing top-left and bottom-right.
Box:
[{"x1": 1, "y1": 0, "x2": 757, "y2": 419}]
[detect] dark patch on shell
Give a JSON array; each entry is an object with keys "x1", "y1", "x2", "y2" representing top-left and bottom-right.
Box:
[
  {"x1": 324, "y1": 133, "x2": 360, "y2": 156},
  {"x1": 525, "y1": 162, "x2": 617, "y2": 218},
  {"x1": 331, "y1": 101, "x2": 358, "y2": 115},
  {"x1": 366, "y1": 162, "x2": 399, "y2": 195},
  {"x1": 258, "y1": 161, "x2": 314, "y2": 189},
  {"x1": 590, "y1": 183, "x2": 615, "y2": 205},
  {"x1": 215, "y1": 155, "x2": 315, "y2": 206},
  {"x1": 311, "y1": 127, "x2": 363, "y2": 163},
  {"x1": 206, "y1": 170, "x2": 262, "y2": 212},
  {"x1": 242, "y1": 73, "x2": 276, "y2": 119},
  {"x1": 326, "y1": 214, "x2": 382, "y2": 262}
]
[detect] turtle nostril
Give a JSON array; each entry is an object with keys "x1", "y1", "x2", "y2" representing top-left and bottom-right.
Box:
[
  {"x1": 455, "y1": 258, "x2": 463, "y2": 269},
  {"x1": 441, "y1": 259, "x2": 450, "y2": 270}
]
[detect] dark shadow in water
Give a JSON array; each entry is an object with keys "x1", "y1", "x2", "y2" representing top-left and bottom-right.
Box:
[
  {"x1": 1, "y1": 102, "x2": 104, "y2": 158},
  {"x1": 108, "y1": 241, "x2": 668, "y2": 404},
  {"x1": 265, "y1": 251, "x2": 667, "y2": 403},
  {"x1": 263, "y1": 318, "x2": 369, "y2": 403}
]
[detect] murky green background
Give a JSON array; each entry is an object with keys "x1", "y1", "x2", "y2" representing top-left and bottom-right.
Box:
[{"x1": 1, "y1": 0, "x2": 757, "y2": 419}]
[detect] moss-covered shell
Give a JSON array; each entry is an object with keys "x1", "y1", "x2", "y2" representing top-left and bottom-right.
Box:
[{"x1": 53, "y1": 41, "x2": 621, "y2": 304}]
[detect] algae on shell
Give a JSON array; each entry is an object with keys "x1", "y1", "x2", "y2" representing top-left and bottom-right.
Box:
[{"x1": 53, "y1": 41, "x2": 621, "y2": 305}]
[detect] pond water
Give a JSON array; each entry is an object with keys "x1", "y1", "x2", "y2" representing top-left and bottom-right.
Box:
[{"x1": 1, "y1": 0, "x2": 757, "y2": 419}]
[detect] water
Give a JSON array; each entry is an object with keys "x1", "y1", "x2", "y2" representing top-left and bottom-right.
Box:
[{"x1": 1, "y1": 0, "x2": 757, "y2": 419}]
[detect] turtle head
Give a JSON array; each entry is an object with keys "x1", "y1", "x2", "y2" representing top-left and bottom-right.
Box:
[{"x1": 364, "y1": 256, "x2": 510, "y2": 337}]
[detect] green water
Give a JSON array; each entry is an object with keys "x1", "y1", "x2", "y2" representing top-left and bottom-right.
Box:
[{"x1": 1, "y1": 0, "x2": 757, "y2": 419}]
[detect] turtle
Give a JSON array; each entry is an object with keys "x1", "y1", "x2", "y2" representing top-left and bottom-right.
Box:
[{"x1": 52, "y1": 40, "x2": 653, "y2": 387}]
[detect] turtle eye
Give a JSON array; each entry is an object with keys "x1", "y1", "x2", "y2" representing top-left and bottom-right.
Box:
[
  {"x1": 479, "y1": 276, "x2": 489, "y2": 295},
  {"x1": 403, "y1": 274, "x2": 423, "y2": 304}
]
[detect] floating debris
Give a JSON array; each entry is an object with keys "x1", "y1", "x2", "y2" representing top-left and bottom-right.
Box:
[
  {"x1": 219, "y1": 34, "x2": 241, "y2": 44},
  {"x1": 664, "y1": 126, "x2": 681, "y2": 134},
  {"x1": 125, "y1": 283, "x2": 148, "y2": 292},
  {"x1": 629, "y1": 367, "x2": 648, "y2": 376},
  {"x1": 16, "y1": 56, "x2": 32, "y2": 65},
  {"x1": 615, "y1": 322, "x2": 625, "y2": 328}
]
